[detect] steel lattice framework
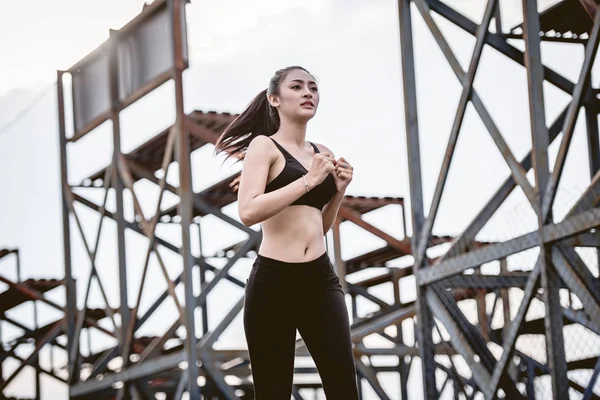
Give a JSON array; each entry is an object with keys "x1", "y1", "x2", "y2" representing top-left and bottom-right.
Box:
[
  {"x1": 0, "y1": 249, "x2": 71, "y2": 399},
  {"x1": 2, "y1": 0, "x2": 600, "y2": 399},
  {"x1": 53, "y1": 1, "x2": 462, "y2": 398},
  {"x1": 398, "y1": 0, "x2": 600, "y2": 398}
]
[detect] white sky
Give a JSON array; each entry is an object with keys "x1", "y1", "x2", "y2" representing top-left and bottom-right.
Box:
[{"x1": 1, "y1": 0, "x2": 599, "y2": 399}]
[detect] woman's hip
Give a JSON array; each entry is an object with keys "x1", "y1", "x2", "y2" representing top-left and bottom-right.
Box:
[{"x1": 246, "y1": 252, "x2": 342, "y2": 294}]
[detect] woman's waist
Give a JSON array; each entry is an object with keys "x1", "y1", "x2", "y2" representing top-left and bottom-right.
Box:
[
  {"x1": 254, "y1": 251, "x2": 330, "y2": 269},
  {"x1": 258, "y1": 205, "x2": 326, "y2": 261},
  {"x1": 258, "y1": 235, "x2": 326, "y2": 262},
  {"x1": 250, "y1": 251, "x2": 334, "y2": 282}
]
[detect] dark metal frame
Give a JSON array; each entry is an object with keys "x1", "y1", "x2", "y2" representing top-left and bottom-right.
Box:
[
  {"x1": 52, "y1": 0, "x2": 459, "y2": 397},
  {"x1": 0, "y1": 249, "x2": 70, "y2": 398},
  {"x1": 3, "y1": 0, "x2": 597, "y2": 399},
  {"x1": 55, "y1": 0, "x2": 213, "y2": 398},
  {"x1": 398, "y1": 0, "x2": 600, "y2": 398}
]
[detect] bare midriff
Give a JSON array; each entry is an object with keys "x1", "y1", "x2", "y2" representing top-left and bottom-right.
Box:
[{"x1": 259, "y1": 206, "x2": 325, "y2": 262}]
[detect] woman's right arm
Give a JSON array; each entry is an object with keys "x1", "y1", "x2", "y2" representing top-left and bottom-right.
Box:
[{"x1": 237, "y1": 136, "x2": 312, "y2": 227}]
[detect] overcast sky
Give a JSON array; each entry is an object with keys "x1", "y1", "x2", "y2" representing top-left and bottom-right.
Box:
[{"x1": 1, "y1": 0, "x2": 599, "y2": 398}]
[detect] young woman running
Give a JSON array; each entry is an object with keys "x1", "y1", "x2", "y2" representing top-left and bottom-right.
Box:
[{"x1": 215, "y1": 66, "x2": 359, "y2": 399}]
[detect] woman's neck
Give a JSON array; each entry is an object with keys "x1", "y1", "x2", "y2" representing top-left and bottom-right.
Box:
[{"x1": 276, "y1": 118, "x2": 308, "y2": 148}]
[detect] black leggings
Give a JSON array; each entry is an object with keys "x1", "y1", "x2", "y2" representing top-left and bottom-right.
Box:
[{"x1": 243, "y1": 252, "x2": 359, "y2": 399}]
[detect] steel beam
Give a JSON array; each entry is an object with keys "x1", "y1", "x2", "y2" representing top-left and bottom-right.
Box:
[
  {"x1": 413, "y1": 0, "x2": 568, "y2": 258},
  {"x1": 169, "y1": 0, "x2": 200, "y2": 396},
  {"x1": 542, "y1": 9, "x2": 600, "y2": 218},
  {"x1": 426, "y1": 0, "x2": 588, "y2": 99},
  {"x1": 415, "y1": 0, "x2": 499, "y2": 264},
  {"x1": 419, "y1": 207, "x2": 600, "y2": 284},
  {"x1": 484, "y1": 263, "x2": 541, "y2": 398},
  {"x1": 57, "y1": 70, "x2": 78, "y2": 386},
  {"x1": 429, "y1": 286, "x2": 524, "y2": 398},
  {"x1": 521, "y1": 1, "x2": 568, "y2": 395},
  {"x1": 355, "y1": 359, "x2": 392, "y2": 400},
  {"x1": 70, "y1": 351, "x2": 186, "y2": 397},
  {"x1": 427, "y1": 291, "x2": 492, "y2": 392},
  {"x1": 397, "y1": 0, "x2": 437, "y2": 396},
  {"x1": 582, "y1": 356, "x2": 600, "y2": 400},
  {"x1": 0, "y1": 319, "x2": 64, "y2": 391},
  {"x1": 106, "y1": 31, "x2": 132, "y2": 400}
]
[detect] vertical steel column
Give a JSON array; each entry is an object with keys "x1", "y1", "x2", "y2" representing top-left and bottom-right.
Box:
[
  {"x1": 586, "y1": 98, "x2": 600, "y2": 177},
  {"x1": 401, "y1": 201, "x2": 408, "y2": 238},
  {"x1": 15, "y1": 250, "x2": 21, "y2": 283},
  {"x1": 34, "y1": 302, "x2": 41, "y2": 399},
  {"x1": 500, "y1": 258, "x2": 511, "y2": 339},
  {"x1": 526, "y1": 361, "x2": 536, "y2": 399},
  {"x1": 393, "y1": 270, "x2": 409, "y2": 400},
  {"x1": 521, "y1": 0, "x2": 568, "y2": 398},
  {"x1": 397, "y1": 0, "x2": 437, "y2": 397},
  {"x1": 585, "y1": 79, "x2": 600, "y2": 281},
  {"x1": 56, "y1": 70, "x2": 78, "y2": 388},
  {"x1": 475, "y1": 268, "x2": 489, "y2": 341},
  {"x1": 494, "y1": 0, "x2": 503, "y2": 34},
  {"x1": 197, "y1": 223, "x2": 209, "y2": 336},
  {"x1": 108, "y1": 31, "x2": 131, "y2": 399},
  {"x1": 170, "y1": 0, "x2": 200, "y2": 398}
]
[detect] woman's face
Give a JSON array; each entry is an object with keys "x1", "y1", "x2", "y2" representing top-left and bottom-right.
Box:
[{"x1": 269, "y1": 69, "x2": 319, "y2": 123}]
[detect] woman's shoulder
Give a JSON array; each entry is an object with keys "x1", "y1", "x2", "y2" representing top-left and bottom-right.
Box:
[
  {"x1": 245, "y1": 135, "x2": 278, "y2": 160},
  {"x1": 248, "y1": 135, "x2": 276, "y2": 151},
  {"x1": 311, "y1": 141, "x2": 335, "y2": 156}
]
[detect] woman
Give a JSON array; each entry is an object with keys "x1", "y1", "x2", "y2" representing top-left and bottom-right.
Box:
[{"x1": 215, "y1": 66, "x2": 359, "y2": 399}]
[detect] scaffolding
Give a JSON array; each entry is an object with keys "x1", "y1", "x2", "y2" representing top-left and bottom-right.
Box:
[{"x1": 2, "y1": 0, "x2": 600, "y2": 398}]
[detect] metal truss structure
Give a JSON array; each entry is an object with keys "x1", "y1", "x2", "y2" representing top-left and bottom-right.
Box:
[
  {"x1": 398, "y1": 0, "x2": 600, "y2": 398},
  {"x1": 0, "y1": 249, "x2": 117, "y2": 399},
  {"x1": 0, "y1": 249, "x2": 68, "y2": 399},
  {"x1": 2, "y1": 0, "x2": 600, "y2": 399},
  {"x1": 46, "y1": 0, "x2": 474, "y2": 398},
  {"x1": 53, "y1": 0, "x2": 464, "y2": 397}
]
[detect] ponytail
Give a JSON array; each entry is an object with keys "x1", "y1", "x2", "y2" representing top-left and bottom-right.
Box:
[
  {"x1": 215, "y1": 65, "x2": 313, "y2": 161},
  {"x1": 214, "y1": 89, "x2": 279, "y2": 161}
]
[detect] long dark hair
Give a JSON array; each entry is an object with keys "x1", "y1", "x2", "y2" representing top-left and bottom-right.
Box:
[{"x1": 215, "y1": 66, "x2": 313, "y2": 161}]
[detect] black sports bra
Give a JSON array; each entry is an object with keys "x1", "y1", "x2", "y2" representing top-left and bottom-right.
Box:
[{"x1": 264, "y1": 137, "x2": 337, "y2": 210}]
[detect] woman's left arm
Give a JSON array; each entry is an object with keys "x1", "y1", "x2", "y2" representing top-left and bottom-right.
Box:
[{"x1": 316, "y1": 144, "x2": 354, "y2": 234}]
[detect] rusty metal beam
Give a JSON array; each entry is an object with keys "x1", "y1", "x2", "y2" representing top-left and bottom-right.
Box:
[{"x1": 419, "y1": 207, "x2": 600, "y2": 284}]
